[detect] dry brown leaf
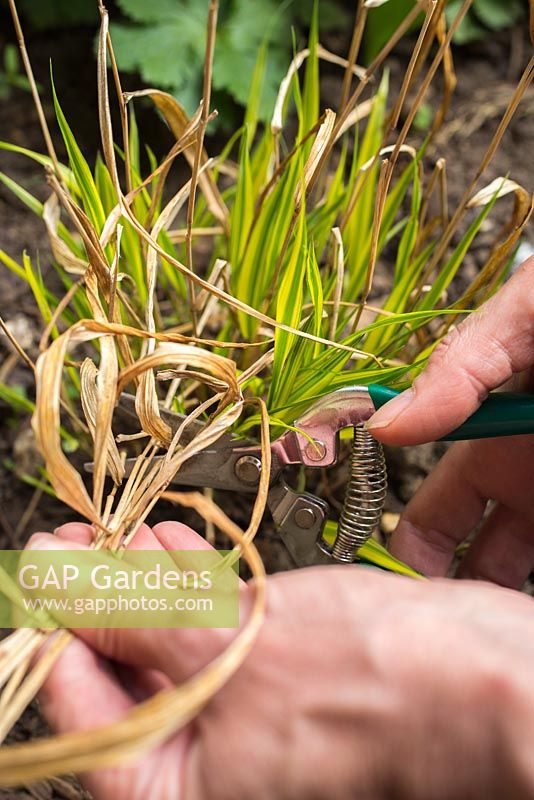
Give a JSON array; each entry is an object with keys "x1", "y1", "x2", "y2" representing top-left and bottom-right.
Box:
[
  {"x1": 80, "y1": 358, "x2": 125, "y2": 485},
  {"x1": 96, "y1": 6, "x2": 120, "y2": 194},
  {"x1": 42, "y1": 196, "x2": 87, "y2": 275},
  {"x1": 272, "y1": 46, "x2": 367, "y2": 136},
  {"x1": 272, "y1": 48, "x2": 310, "y2": 134},
  {"x1": 316, "y1": 44, "x2": 366, "y2": 80},
  {"x1": 137, "y1": 162, "x2": 214, "y2": 444},
  {"x1": 32, "y1": 328, "x2": 98, "y2": 522},
  {"x1": 467, "y1": 177, "x2": 528, "y2": 208},
  {"x1": 118, "y1": 342, "x2": 239, "y2": 402},
  {"x1": 47, "y1": 174, "x2": 111, "y2": 298},
  {"x1": 294, "y1": 109, "x2": 336, "y2": 207},
  {"x1": 334, "y1": 98, "x2": 373, "y2": 140},
  {"x1": 125, "y1": 89, "x2": 229, "y2": 233},
  {"x1": 0, "y1": 522, "x2": 265, "y2": 784},
  {"x1": 32, "y1": 321, "x2": 241, "y2": 517},
  {"x1": 329, "y1": 227, "x2": 344, "y2": 339}
]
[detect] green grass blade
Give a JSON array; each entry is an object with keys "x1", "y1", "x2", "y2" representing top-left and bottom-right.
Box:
[
  {"x1": 417, "y1": 195, "x2": 499, "y2": 311},
  {"x1": 229, "y1": 126, "x2": 253, "y2": 272},
  {"x1": 305, "y1": 244, "x2": 324, "y2": 359},
  {"x1": 0, "y1": 172, "x2": 86, "y2": 258},
  {"x1": 51, "y1": 73, "x2": 106, "y2": 232},
  {"x1": 244, "y1": 41, "x2": 267, "y2": 141},
  {"x1": 0, "y1": 171, "x2": 43, "y2": 216},
  {"x1": 343, "y1": 71, "x2": 389, "y2": 287},
  {"x1": 0, "y1": 383, "x2": 34, "y2": 414},
  {"x1": 0, "y1": 141, "x2": 74, "y2": 189},
  {"x1": 22, "y1": 252, "x2": 54, "y2": 328},
  {"x1": 268, "y1": 200, "x2": 307, "y2": 408},
  {"x1": 393, "y1": 161, "x2": 421, "y2": 283}
]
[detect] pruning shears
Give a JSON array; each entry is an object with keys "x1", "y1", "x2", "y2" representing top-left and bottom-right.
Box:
[{"x1": 90, "y1": 387, "x2": 534, "y2": 569}]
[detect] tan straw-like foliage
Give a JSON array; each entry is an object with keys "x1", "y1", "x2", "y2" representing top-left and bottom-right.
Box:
[
  {"x1": 1, "y1": 0, "x2": 533, "y2": 787},
  {"x1": 0, "y1": 0, "x2": 273, "y2": 784},
  {"x1": 0, "y1": 311, "x2": 270, "y2": 782}
]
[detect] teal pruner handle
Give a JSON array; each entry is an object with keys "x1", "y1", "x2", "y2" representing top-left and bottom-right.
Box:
[{"x1": 368, "y1": 385, "x2": 534, "y2": 441}]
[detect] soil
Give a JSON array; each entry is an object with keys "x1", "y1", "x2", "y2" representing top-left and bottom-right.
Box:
[{"x1": 0, "y1": 14, "x2": 533, "y2": 799}]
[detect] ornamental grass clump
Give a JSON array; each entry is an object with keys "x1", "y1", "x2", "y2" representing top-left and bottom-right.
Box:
[{"x1": 0, "y1": 0, "x2": 532, "y2": 785}]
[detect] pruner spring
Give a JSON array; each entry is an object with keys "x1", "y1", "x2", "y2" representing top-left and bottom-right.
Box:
[
  {"x1": 330, "y1": 425, "x2": 387, "y2": 562},
  {"x1": 279, "y1": 380, "x2": 534, "y2": 566},
  {"x1": 270, "y1": 386, "x2": 388, "y2": 565},
  {"x1": 95, "y1": 383, "x2": 534, "y2": 569}
]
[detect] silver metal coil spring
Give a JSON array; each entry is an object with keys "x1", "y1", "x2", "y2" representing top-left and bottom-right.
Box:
[{"x1": 331, "y1": 424, "x2": 387, "y2": 563}]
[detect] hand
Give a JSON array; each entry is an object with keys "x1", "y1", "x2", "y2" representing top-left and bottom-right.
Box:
[
  {"x1": 29, "y1": 521, "x2": 534, "y2": 800},
  {"x1": 367, "y1": 257, "x2": 534, "y2": 587}
]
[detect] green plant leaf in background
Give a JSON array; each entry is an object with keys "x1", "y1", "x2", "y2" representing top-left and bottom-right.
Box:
[
  {"x1": 10, "y1": 0, "x2": 526, "y2": 126},
  {"x1": 447, "y1": 0, "x2": 526, "y2": 44},
  {"x1": 364, "y1": 0, "x2": 528, "y2": 59},
  {"x1": 106, "y1": 0, "x2": 345, "y2": 125},
  {"x1": 110, "y1": 0, "x2": 209, "y2": 115},
  {"x1": 472, "y1": 0, "x2": 525, "y2": 30},
  {"x1": 109, "y1": 0, "x2": 302, "y2": 122},
  {"x1": 0, "y1": 43, "x2": 33, "y2": 99}
]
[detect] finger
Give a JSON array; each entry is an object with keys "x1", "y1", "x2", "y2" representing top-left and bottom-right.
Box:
[
  {"x1": 39, "y1": 637, "x2": 133, "y2": 732},
  {"x1": 33, "y1": 525, "x2": 173, "y2": 698},
  {"x1": 119, "y1": 522, "x2": 162, "y2": 550},
  {"x1": 28, "y1": 524, "x2": 249, "y2": 683},
  {"x1": 367, "y1": 256, "x2": 534, "y2": 444},
  {"x1": 389, "y1": 442, "x2": 487, "y2": 576},
  {"x1": 54, "y1": 522, "x2": 158, "y2": 549},
  {"x1": 54, "y1": 522, "x2": 94, "y2": 545},
  {"x1": 389, "y1": 435, "x2": 534, "y2": 575},
  {"x1": 113, "y1": 664, "x2": 172, "y2": 701},
  {"x1": 29, "y1": 523, "x2": 94, "y2": 546},
  {"x1": 39, "y1": 527, "x2": 173, "y2": 700},
  {"x1": 38, "y1": 636, "x2": 141, "y2": 800},
  {"x1": 84, "y1": 521, "x2": 249, "y2": 681},
  {"x1": 54, "y1": 522, "x2": 155, "y2": 549},
  {"x1": 27, "y1": 531, "x2": 90, "y2": 553},
  {"x1": 458, "y1": 504, "x2": 534, "y2": 589},
  {"x1": 152, "y1": 520, "x2": 215, "y2": 552},
  {"x1": 84, "y1": 522, "x2": 241, "y2": 680},
  {"x1": 126, "y1": 521, "x2": 211, "y2": 552}
]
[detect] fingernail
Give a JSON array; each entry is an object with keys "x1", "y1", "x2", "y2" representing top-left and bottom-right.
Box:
[
  {"x1": 26, "y1": 533, "x2": 54, "y2": 551},
  {"x1": 366, "y1": 388, "x2": 415, "y2": 431},
  {"x1": 25, "y1": 533, "x2": 68, "y2": 550}
]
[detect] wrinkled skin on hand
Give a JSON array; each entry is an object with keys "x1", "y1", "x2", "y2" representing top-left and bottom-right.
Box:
[
  {"x1": 31, "y1": 521, "x2": 534, "y2": 800},
  {"x1": 31, "y1": 256, "x2": 534, "y2": 799},
  {"x1": 368, "y1": 256, "x2": 534, "y2": 587}
]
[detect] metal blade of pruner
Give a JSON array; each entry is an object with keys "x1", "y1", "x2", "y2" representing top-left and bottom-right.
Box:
[
  {"x1": 84, "y1": 388, "x2": 381, "y2": 568},
  {"x1": 85, "y1": 383, "x2": 534, "y2": 571},
  {"x1": 85, "y1": 392, "x2": 284, "y2": 494}
]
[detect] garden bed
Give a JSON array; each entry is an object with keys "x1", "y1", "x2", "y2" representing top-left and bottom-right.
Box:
[{"x1": 0, "y1": 16, "x2": 533, "y2": 798}]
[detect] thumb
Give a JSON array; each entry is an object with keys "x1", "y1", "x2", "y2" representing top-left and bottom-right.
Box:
[{"x1": 366, "y1": 257, "x2": 534, "y2": 445}]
